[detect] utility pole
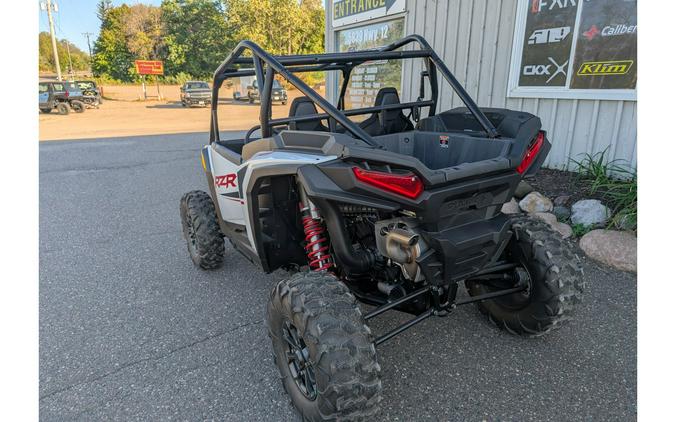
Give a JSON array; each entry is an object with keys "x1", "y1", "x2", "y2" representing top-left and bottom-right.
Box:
[
  {"x1": 45, "y1": 0, "x2": 62, "y2": 81},
  {"x1": 65, "y1": 41, "x2": 74, "y2": 80},
  {"x1": 82, "y1": 32, "x2": 94, "y2": 71}
]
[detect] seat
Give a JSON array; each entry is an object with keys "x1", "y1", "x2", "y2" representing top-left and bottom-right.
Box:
[
  {"x1": 359, "y1": 87, "x2": 414, "y2": 136},
  {"x1": 241, "y1": 137, "x2": 277, "y2": 161},
  {"x1": 288, "y1": 97, "x2": 328, "y2": 132}
]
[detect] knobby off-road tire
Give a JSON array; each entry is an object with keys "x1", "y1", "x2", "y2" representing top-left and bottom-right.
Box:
[
  {"x1": 56, "y1": 102, "x2": 70, "y2": 115},
  {"x1": 179, "y1": 190, "x2": 225, "y2": 270},
  {"x1": 70, "y1": 100, "x2": 85, "y2": 113},
  {"x1": 466, "y1": 216, "x2": 584, "y2": 337},
  {"x1": 267, "y1": 272, "x2": 382, "y2": 421}
]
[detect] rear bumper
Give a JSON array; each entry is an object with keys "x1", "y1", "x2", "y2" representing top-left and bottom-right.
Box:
[{"x1": 418, "y1": 213, "x2": 512, "y2": 283}]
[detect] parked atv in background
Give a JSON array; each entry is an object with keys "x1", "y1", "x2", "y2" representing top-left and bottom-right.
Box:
[
  {"x1": 75, "y1": 80, "x2": 103, "y2": 108},
  {"x1": 39, "y1": 81, "x2": 86, "y2": 115},
  {"x1": 179, "y1": 35, "x2": 584, "y2": 422},
  {"x1": 180, "y1": 81, "x2": 212, "y2": 107}
]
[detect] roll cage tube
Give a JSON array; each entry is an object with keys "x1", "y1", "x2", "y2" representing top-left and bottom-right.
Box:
[{"x1": 209, "y1": 35, "x2": 499, "y2": 145}]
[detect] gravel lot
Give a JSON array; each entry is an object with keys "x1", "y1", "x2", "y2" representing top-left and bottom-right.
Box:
[{"x1": 40, "y1": 133, "x2": 637, "y2": 421}]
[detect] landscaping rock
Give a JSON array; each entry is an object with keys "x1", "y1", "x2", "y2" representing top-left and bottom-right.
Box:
[
  {"x1": 501, "y1": 198, "x2": 520, "y2": 214},
  {"x1": 532, "y1": 212, "x2": 557, "y2": 226},
  {"x1": 571, "y1": 199, "x2": 612, "y2": 227},
  {"x1": 514, "y1": 181, "x2": 534, "y2": 199},
  {"x1": 553, "y1": 205, "x2": 571, "y2": 221},
  {"x1": 551, "y1": 222, "x2": 573, "y2": 239},
  {"x1": 518, "y1": 192, "x2": 553, "y2": 213},
  {"x1": 554, "y1": 194, "x2": 571, "y2": 206},
  {"x1": 579, "y1": 229, "x2": 637, "y2": 273}
]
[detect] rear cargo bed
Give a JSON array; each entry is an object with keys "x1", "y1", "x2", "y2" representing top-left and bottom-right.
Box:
[{"x1": 373, "y1": 131, "x2": 514, "y2": 180}]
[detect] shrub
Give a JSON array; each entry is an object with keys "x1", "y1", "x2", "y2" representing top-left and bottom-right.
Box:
[{"x1": 571, "y1": 148, "x2": 637, "y2": 231}]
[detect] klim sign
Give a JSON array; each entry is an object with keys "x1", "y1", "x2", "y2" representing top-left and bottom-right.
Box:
[{"x1": 332, "y1": 0, "x2": 405, "y2": 28}]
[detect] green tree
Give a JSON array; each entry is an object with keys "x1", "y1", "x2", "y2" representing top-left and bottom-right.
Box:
[
  {"x1": 39, "y1": 32, "x2": 90, "y2": 73},
  {"x1": 124, "y1": 4, "x2": 165, "y2": 60},
  {"x1": 161, "y1": 0, "x2": 234, "y2": 78},
  {"x1": 226, "y1": 0, "x2": 325, "y2": 55},
  {"x1": 92, "y1": 5, "x2": 135, "y2": 81}
]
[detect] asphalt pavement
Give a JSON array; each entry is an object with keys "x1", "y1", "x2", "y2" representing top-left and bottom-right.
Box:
[{"x1": 40, "y1": 133, "x2": 637, "y2": 421}]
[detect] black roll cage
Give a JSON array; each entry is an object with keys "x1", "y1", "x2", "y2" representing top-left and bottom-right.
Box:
[{"x1": 209, "y1": 34, "x2": 499, "y2": 147}]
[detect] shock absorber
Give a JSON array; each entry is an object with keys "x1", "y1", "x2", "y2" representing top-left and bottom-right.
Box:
[{"x1": 299, "y1": 189, "x2": 333, "y2": 272}]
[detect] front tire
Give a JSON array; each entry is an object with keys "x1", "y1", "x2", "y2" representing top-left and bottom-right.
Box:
[
  {"x1": 267, "y1": 272, "x2": 382, "y2": 421},
  {"x1": 56, "y1": 102, "x2": 70, "y2": 115},
  {"x1": 179, "y1": 190, "x2": 225, "y2": 269},
  {"x1": 466, "y1": 216, "x2": 584, "y2": 336},
  {"x1": 40, "y1": 108, "x2": 52, "y2": 114}
]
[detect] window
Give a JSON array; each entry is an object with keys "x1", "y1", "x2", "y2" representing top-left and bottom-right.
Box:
[
  {"x1": 187, "y1": 82, "x2": 209, "y2": 90},
  {"x1": 39, "y1": 83, "x2": 49, "y2": 93},
  {"x1": 336, "y1": 18, "x2": 405, "y2": 110},
  {"x1": 508, "y1": 0, "x2": 637, "y2": 100}
]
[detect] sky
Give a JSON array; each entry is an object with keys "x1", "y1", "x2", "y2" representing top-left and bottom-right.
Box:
[{"x1": 38, "y1": 0, "x2": 162, "y2": 53}]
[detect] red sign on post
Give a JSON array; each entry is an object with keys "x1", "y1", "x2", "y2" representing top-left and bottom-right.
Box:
[{"x1": 134, "y1": 60, "x2": 164, "y2": 75}]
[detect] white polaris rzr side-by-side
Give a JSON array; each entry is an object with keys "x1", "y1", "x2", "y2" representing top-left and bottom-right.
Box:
[{"x1": 180, "y1": 36, "x2": 584, "y2": 422}]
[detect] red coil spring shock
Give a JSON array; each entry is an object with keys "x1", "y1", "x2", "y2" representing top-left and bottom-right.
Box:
[{"x1": 300, "y1": 203, "x2": 333, "y2": 272}]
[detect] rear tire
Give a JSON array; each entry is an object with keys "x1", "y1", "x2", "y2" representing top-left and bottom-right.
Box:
[
  {"x1": 70, "y1": 100, "x2": 85, "y2": 113},
  {"x1": 179, "y1": 190, "x2": 225, "y2": 269},
  {"x1": 56, "y1": 102, "x2": 70, "y2": 115},
  {"x1": 466, "y1": 216, "x2": 584, "y2": 337},
  {"x1": 267, "y1": 272, "x2": 382, "y2": 421}
]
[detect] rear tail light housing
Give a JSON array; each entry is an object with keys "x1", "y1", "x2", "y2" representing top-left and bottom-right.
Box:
[
  {"x1": 516, "y1": 131, "x2": 545, "y2": 174},
  {"x1": 352, "y1": 167, "x2": 424, "y2": 199},
  {"x1": 64, "y1": 90, "x2": 69, "y2": 98}
]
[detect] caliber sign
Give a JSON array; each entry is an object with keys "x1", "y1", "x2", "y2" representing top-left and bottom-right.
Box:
[{"x1": 134, "y1": 60, "x2": 164, "y2": 75}]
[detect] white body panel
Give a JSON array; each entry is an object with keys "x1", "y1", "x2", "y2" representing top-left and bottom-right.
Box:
[{"x1": 206, "y1": 145, "x2": 337, "y2": 252}]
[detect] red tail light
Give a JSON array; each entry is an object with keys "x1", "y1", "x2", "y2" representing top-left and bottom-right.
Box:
[
  {"x1": 352, "y1": 167, "x2": 424, "y2": 199},
  {"x1": 64, "y1": 90, "x2": 69, "y2": 98},
  {"x1": 516, "y1": 131, "x2": 545, "y2": 174}
]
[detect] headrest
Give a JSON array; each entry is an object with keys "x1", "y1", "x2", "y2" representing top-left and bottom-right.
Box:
[
  {"x1": 374, "y1": 87, "x2": 402, "y2": 127},
  {"x1": 289, "y1": 96, "x2": 318, "y2": 117},
  {"x1": 374, "y1": 87, "x2": 401, "y2": 107},
  {"x1": 288, "y1": 96, "x2": 327, "y2": 132}
]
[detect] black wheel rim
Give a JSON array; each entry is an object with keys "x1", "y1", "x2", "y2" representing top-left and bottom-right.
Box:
[
  {"x1": 282, "y1": 320, "x2": 317, "y2": 400},
  {"x1": 485, "y1": 245, "x2": 535, "y2": 310}
]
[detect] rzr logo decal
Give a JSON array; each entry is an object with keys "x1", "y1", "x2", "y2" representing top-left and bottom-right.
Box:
[{"x1": 215, "y1": 173, "x2": 237, "y2": 188}]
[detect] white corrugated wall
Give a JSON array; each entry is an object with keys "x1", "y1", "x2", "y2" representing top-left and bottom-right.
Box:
[{"x1": 326, "y1": 0, "x2": 637, "y2": 170}]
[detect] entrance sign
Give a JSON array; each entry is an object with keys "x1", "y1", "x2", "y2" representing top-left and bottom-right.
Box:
[
  {"x1": 134, "y1": 60, "x2": 164, "y2": 75},
  {"x1": 332, "y1": 0, "x2": 405, "y2": 28}
]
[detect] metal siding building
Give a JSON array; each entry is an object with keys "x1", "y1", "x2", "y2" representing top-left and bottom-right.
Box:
[{"x1": 325, "y1": 0, "x2": 637, "y2": 170}]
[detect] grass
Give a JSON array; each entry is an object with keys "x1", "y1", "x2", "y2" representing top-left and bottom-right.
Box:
[{"x1": 570, "y1": 148, "x2": 637, "y2": 231}]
